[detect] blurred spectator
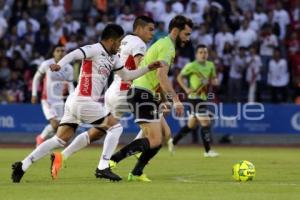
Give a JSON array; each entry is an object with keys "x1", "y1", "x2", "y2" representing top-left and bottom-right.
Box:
[
  {"x1": 214, "y1": 23, "x2": 234, "y2": 57},
  {"x1": 172, "y1": 0, "x2": 184, "y2": 14},
  {"x1": 17, "y1": 11, "x2": 40, "y2": 38},
  {"x1": 253, "y1": 3, "x2": 268, "y2": 28},
  {"x1": 228, "y1": 47, "x2": 247, "y2": 102},
  {"x1": 49, "y1": 19, "x2": 63, "y2": 45},
  {"x1": 0, "y1": 0, "x2": 12, "y2": 19},
  {"x1": 0, "y1": 15, "x2": 7, "y2": 39},
  {"x1": 6, "y1": 71, "x2": 25, "y2": 103},
  {"x1": 191, "y1": 23, "x2": 213, "y2": 49},
  {"x1": 272, "y1": 1, "x2": 290, "y2": 40},
  {"x1": 85, "y1": 16, "x2": 97, "y2": 40},
  {"x1": 234, "y1": 19, "x2": 257, "y2": 49},
  {"x1": 259, "y1": 24, "x2": 278, "y2": 83},
  {"x1": 185, "y1": 1, "x2": 204, "y2": 27},
  {"x1": 152, "y1": 21, "x2": 167, "y2": 43},
  {"x1": 237, "y1": 0, "x2": 256, "y2": 13},
  {"x1": 96, "y1": 14, "x2": 110, "y2": 36},
  {"x1": 65, "y1": 34, "x2": 78, "y2": 52},
  {"x1": 145, "y1": 0, "x2": 165, "y2": 21},
  {"x1": 0, "y1": 57, "x2": 11, "y2": 89},
  {"x1": 14, "y1": 39, "x2": 32, "y2": 62},
  {"x1": 46, "y1": 0, "x2": 65, "y2": 24},
  {"x1": 246, "y1": 47, "x2": 263, "y2": 102},
  {"x1": 63, "y1": 14, "x2": 81, "y2": 34},
  {"x1": 158, "y1": 1, "x2": 176, "y2": 32},
  {"x1": 115, "y1": 5, "x2": 135, "y2": 33},
  {"x1": 268, "y1": 48, "x2": 289, "y2": 103}
]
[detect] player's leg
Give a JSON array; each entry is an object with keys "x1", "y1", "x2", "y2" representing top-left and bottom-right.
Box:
[
  {"x1": 12, "y1": 124, "x2": 76, "y2": 183},
  {"x1": 197, "y1": 115, "x2": 219, "y2": 157},
  {"x1": 172, "y1": 116, "x2": 197, "y2": 145},
  {"x1": 36, "y1": 124, "x2": 55, "y2": 146}
]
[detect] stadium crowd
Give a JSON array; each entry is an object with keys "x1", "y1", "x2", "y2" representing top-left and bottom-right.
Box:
[{"x1": 0, "y1": 0, "x2": 300, "y2": 104}]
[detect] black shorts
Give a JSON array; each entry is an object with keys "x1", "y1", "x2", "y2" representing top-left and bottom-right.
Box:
[
  {"x1": 187, "y1": 99, "x2": 209, "y2": 116},
  {"x1": 127, "y1": 88, "x2": 160, "y2": 123}
]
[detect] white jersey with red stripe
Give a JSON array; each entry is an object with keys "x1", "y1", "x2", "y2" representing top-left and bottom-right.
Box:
[
  {"x1": 111, "y1": 34, "x2": 147, "y2": 92},
  {"x1": 37, "y1": 58, "x2": 73, "y2": 103},
  {"x1": 104, "y1": 35, "x2": 146, "y2": 118},
  {"x1": 74, "y1": 43, "x2": 124, "y2": 101}
]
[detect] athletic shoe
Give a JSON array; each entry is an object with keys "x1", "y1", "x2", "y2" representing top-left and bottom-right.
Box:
[
  {"x1": 167, "y1": 138, "x2": 175, "y2": 155},
  {"x1": 109, "y1": 160, "x2": 117, "y2": 169},
  {"x1": 35, "y1": 135, "x2": 44, "y2": 147},
  {"x1": 95, "y1": 167, "x2": 122, "y2": 181},
  {"x1": 11, "y1": 162, "x2": 25, "y2": 183},
  {"x1": 204, "y1": 150, "x2": 220, "y2": 158},
  {"x1": 51, "y1": 152, "x2": 63, "y2": 179},
  {"x1": 127, "y1": 173, "x2": 151, "y2": 182}
]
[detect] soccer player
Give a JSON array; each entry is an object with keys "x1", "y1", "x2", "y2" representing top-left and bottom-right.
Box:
[
  {"x1": 32, "y1": 45, "x2": 74, "y2": 146},
  {"x1": 170, "y1": 44, "x2": 220, "y2": 157},
  {"x1": 11, "y1": 24, "x2": 162, "y2": 183},
  {"x1": 109, "y1": 15, "x2": 193, "y2": 182}
]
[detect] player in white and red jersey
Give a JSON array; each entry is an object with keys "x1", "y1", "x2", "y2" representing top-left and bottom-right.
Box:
[
  {"x1": 31, "y1": 45, "x2": 74, "y2": 146},
  {"x1": 11, "y1": 24, "x2": 162, "y2": 183}
]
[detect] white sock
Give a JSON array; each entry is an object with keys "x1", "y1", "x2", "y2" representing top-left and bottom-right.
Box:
[
  {"x1": 40, "y1": 124, "x2": 55, "y2": 139},
  {"x1": 22, "y1": 136, "x2": 65, "y2": 171},
  {"x1": 61, "y1": 131, "x2": 90, "y2": 160},
  {"x1": 98, "y1": 124, "x2": 123, "y2": 170},
  {"x1": 134, "y1": 129, "x2": 143, "y2": 140}
]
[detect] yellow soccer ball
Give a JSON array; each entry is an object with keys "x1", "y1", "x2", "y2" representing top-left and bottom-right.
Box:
[{"x1": 232, "y1": 160, "x2": 255, "y2": 181}]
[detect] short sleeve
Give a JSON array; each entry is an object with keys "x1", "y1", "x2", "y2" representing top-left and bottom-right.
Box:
[
  {"x1": 37, "y1": 61, "x2": 48, "y2": 74},
  {"x1": 113, "y1": 56, "x2": 124, "y2": 71},
  {"x1": 132, "y1": 41, "x2": 147, "y2": 57},
  {"x1": 210, "y1": 63, "x2": 216, "y2": 79},
  {"x1": 180, "y1": 63, "x2": 193, "y2": 76},
  {"x1": 78, "y1": 44, "x2": 98, "y2": 59},
  {"x1": 157, "y1": 45, "x2": 174, "y2": 66}
]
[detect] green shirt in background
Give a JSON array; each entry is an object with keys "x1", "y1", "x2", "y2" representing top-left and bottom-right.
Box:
[
  {"x1": 132, "y1": 36, "x2": 175, "y2": 94},
  {"x1": 180, "y1": 60, "x2": 216, "y2": 100}
]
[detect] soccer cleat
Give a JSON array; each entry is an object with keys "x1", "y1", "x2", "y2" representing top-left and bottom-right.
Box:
[
  {"x1": 11, "y1": 162, "x2": 25, "y2": 183},
  {"x1": 127, "y1": 173, "x2": 151, "y2": 182},
  {"x1": 167, "y1": 138, "x2": 175, "y2": 155},
  {"x1": 95, "y1": 167, "x2": 122, "y2": 181},
  {"x1": 51, "y1": 152, "x2": 63, "y2": 179},
  {"x1": 204, "y1": 150, "x2": 220, "y2": 158},
  {"x1": 109, "y1": 160, "x2": 117, "y2": 169},
  {"x1": 35, "y1": 135, "x2": 44, "y2": 147}
]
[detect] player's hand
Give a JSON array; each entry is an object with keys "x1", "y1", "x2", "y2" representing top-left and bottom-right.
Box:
[
  {"x1": 173, "y1": 101, "x2": 184, "y2": 117},
  {"x1": 31, "y1": 96, "x2": 38, "y2": 104},
  {"x1": 185, "y1": 88, "x2": 193, "y2": 94},
  {"x1": 148, "y1": 61, "x2": 163, "y2": 71},
  {"x1": 50, "y1": 64, "x2": 61, "y2": 71},
  {"x1": 160, "y1": 102, "x2": 172, "y2": 116}
]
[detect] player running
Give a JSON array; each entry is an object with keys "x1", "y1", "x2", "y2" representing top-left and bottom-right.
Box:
[
  {"x1": 11, "y1": 24, "x2": 162, "y2": 183},
  {"x1": 170, "y1": 44, "x2": 220, "y2": 157},
  {"x1": 109, "y1": 15, "x2": 193, "y2": 182},
  {"x1": 32, "y1": 45, "x2": 74, "y2": 146}
]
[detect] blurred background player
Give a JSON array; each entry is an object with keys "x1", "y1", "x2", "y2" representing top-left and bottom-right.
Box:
[
  {"x1": 170, "y1": 44, "x2": 220, "y2": 157},
  {"x1": 11, "y1": 24, "x2": 162, "y2": 183},
  {"x1": 31, "y1": 45, "x2": 74, "y2": 146},
  {"x1": 109, "y1": 15, "x2": 193, "y2": 182}
]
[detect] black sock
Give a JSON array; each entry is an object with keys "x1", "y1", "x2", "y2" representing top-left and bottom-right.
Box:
[
  {"x1": 173, "y1": 125, "x2": 192, "y2": 145},
  {"x1": 131, "y1": 145, "x2": 162, "y2": 176},
  {"x1": 201, "y1": 126, "x2": 211, "y2": 152},
  {"x1": 110, "y1": 138, "x2": 150, "y2": 163}
]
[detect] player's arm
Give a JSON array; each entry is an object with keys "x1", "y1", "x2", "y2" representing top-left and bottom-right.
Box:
[
  {"x1": 177, "y1": 73, "x2": 192, "y2": 94},
  {"x1": 157, "y1": 62, "x2": 184, "y2": 117},
  {"x1": 50, "y1": 45, "x2": 95, "y2": 71},
  {"x1": 31, "y1": 63, "x2": 46, "y2": 104},
  {"x1": 210, "y1": 63, "x2": 219, "y2": 86},
  {"x1": 134, "y1": 54, "x2": 143, "y2": 67}
]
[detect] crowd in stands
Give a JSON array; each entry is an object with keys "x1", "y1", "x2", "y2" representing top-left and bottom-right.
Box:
[{"x1": 0, "y1": 0, "x2": 300, "y2": 104}]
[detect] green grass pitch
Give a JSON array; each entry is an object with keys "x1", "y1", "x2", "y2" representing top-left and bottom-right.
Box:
[{"x1": 0, "y1": 146, "x2": 299, "y2": 200}]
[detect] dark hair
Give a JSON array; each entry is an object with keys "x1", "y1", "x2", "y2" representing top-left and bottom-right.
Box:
[
  {"x1": 101, "y1": 24, "x2": 124, "y2": 40},
  {"x1": 168, "y1": 15, "x2": 193, "y2": 33},
  {"x1": 196, "y1": 44, "x2": 207, "y2": 50},
  {"x1": 46, "y1": 43, "x2": 64, "y2": 59},
  {"x1": 133, "y1": 16, "x2": 155, "y2": 31}
]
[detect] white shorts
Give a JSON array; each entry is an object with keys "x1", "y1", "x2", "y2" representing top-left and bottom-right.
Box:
[
  {"x1": 104, "y1": 89, "x2": 130, "y2": 118},
  {"x1": 41, "y1": 100, "x2": 64, "y2": 120},
  {"x1": 60, "y1": 94, "x2": 110, "y2": 125}
]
